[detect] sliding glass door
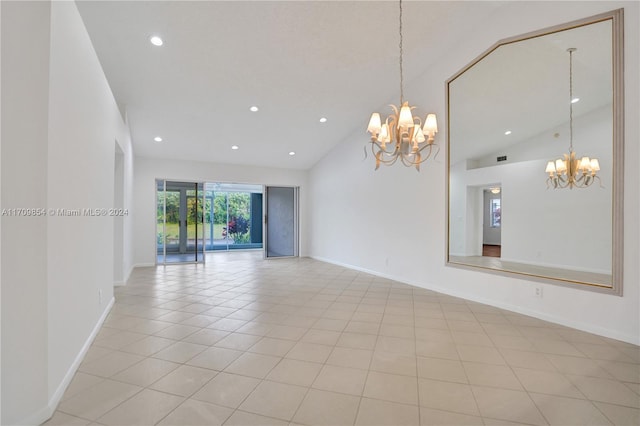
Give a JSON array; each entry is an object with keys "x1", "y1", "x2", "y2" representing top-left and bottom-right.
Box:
[
  {"x1": 156, "y1": 180, "x2": 205, "y2": 264},
  {"x1": 157, "y1": 181, "x2": 265, "y2": 262},
  {"x1": 205, "y1": 183, "x2": 263, "y2": 251}
]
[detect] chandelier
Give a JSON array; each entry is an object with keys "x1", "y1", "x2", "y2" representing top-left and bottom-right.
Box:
[
  {"x1": 545, "y1": 48, "x2": 600, "y2": 189},
  {"x1": 366, "y1": 0, "x2": 438, "y2": 171}
]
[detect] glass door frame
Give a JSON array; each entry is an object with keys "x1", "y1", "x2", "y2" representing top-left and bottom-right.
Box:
[{"x1": 156, "y1": 179, "x2": 206, "y2": 265}]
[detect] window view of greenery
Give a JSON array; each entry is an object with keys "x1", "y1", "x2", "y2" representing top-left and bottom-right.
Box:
[
  {"x1": 157, "y1": 189, "x2": 254, "y2": 250},
  {"x1": 213, "y1": 192, "x2": 252, "y2": 244}
]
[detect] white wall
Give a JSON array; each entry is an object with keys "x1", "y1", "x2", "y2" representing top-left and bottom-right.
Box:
[
  {"x1": 46, "y1": 0, "x2": 134, "y2": 409},
  {"x1": 1, "y1": 2, "x2": 51, "y2": 423},
  {"x1": 1, "y1": 3, "x2": 3, "y2": 421},
  {"x1": 309, "y1": 1, "x2": 640, "y2": 344},
  {"x1": 1, "y1": 1, "x2": 135, "y2": 424},
  {"x1": 133, "y1": 157, "x2": 308, "y2": 266}
]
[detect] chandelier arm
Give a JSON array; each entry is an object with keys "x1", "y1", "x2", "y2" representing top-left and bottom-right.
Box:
[
  {"x1": 370, "y1": 140, "x2": 400, "y2": 157},
  {"x1": 400, "y1": 155, "x2": 415, "y2": 167},
  {"x1": 371, "y1": 143, "x2": 401, "y2": 166},
  {"x1": 417, "y1": 143, "x2": 440, "y2": 163},
  {"x1": 383, "y1": 154, "x2": 400, "y2": 166},
  {"x1": 405, "y1": 147, "x2": 433, "y2": 165}
]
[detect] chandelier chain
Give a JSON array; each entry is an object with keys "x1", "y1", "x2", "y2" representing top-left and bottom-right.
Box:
[
  {"x1": 569, "y1": 48, "x2": 574, "y2": 152},
  {"x1": 399, "y1": 0, "x2": 404, "y2": 104}
]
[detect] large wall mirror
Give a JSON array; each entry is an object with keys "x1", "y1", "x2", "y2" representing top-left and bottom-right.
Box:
[{"x1": 446, "y1": 9, "x2": 624, "y2": 294}]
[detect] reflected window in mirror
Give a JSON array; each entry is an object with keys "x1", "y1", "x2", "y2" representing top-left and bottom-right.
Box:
[
  {"x1": 490, "y1": 198, "x2": 501, "y2": 228},
  {"x1": 446, "y1": 9, "x2": 624, "y2": 294}
]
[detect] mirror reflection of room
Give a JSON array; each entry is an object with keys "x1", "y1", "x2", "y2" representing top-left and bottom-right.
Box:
[{"x1": 447, "y1": 11, "x2": 622, "y2": 290}]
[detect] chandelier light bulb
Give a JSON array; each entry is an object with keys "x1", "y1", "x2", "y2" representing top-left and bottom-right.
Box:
[
  {"x1": 412, "y1": 126, "x2": 426, "y2": 144},
  {"x1": 398, "y1": 103, "x2": 414, "y2": 129},
  {"x1": 367, "y1": 113, "x2": 382, "y2": 135}
]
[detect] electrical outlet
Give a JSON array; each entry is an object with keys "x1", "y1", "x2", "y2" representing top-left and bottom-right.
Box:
[
  {"x1": 99, "y1": 289, "x2": 103, "y2": 304},
  {"x1": 535, "y1": 286, "x2": 543, "y2": 298}
]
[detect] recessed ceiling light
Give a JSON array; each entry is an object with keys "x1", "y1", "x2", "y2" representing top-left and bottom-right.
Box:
[
  {"x1": 250, "y1": 106, "x2": 259, "y2": 112},
  {"x1": 319, "y1": 117, "x2": 327, "y2": 123},
  {"x1": 231, "y1": 145, "x2": 239, "y2": 150},
  {"x1": 154, "y1": 136, "x2": 163, "y2": 142},
  {"x1": 571, "y1": 97, "x2": 580, "y2": 103},
  {"x1": 289, "y1": 151, "x2": 296, "y2": 156},
  {"x1": 150, "y1": 36, "x2": 163, "y2": 46},
  {"x1": 504, "y1": 130, "x2": 512, "y2": 135}
]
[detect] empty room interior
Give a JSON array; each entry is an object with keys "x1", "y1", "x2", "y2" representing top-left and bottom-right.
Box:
[{"x1": 1, "y1": 1, "x2": 639, "y2": 425}]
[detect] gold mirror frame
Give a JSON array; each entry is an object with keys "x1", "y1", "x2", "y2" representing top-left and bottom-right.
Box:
[{"x1": 446, "y1": 9, "x2": 624, "y2": 295}]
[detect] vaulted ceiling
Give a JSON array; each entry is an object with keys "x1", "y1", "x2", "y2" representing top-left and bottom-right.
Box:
[{"x1": 76, "y1": 0, "x2": 505, "y2": 169}]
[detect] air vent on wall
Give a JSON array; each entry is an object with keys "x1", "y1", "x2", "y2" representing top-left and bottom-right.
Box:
[{"x1": 497, "y1": 155, "x2": 507, "y2": 162}]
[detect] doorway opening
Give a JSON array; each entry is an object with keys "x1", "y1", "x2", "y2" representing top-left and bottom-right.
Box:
[{"x1": 483, "y1": 187, "x2": 501, "y2": 258}]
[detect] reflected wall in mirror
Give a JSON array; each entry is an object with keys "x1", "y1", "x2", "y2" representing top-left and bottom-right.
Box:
[{"x1": 446, "y1": 9, "x2": 623, "y2": 293}]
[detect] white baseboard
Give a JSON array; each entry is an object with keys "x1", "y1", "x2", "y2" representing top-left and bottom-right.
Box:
[
  {"x1": 123, "y1": 263, "x2": 136, "y2": 283},
  {"x1": 18, "y1": 404, "x2": 51, "y2": 426},
  {"x1": 34, "y1": 297, "x2": 115, "y2": 426},
  {"x1": 310, "y1": 255, "x2": 639, "y2": 345},
  {"x1": 499, "y1": 256, "x2": 610, "y2": 275},
  {"x1": 114, "y1": 264, "x2": 154, "y2": 287}
]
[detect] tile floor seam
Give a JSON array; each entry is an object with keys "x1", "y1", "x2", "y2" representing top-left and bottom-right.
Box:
[
  {"x1": 90, "y1": 383, "x2": 148, "y2": 424},
  {"x1": 412, "y1": 290, "x2": 424, "y2": 426},
  {"x1": 448, "y1": 305, "x2": 485, "y2": 424},
  {"x1": 506, "y1": 358, "x2": 561, "y2": 426},
  {"x1": 151, "y1": 395, "x2": 190, "y2": 426},
  {"x1": 592, "y1": 401, "x2": 640, "y2": 425},
  {"x1": 350, "y1": 291, "x2": 387, "y2": 425}
]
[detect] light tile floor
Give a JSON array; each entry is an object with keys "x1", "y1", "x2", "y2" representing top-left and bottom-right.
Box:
[{"x1": 46, "y1": 252, "x2": 640, "y2": 425}]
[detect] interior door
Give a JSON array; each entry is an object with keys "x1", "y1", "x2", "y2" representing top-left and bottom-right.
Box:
[{"x1": 264, "y1": 186, "x2": 299, "y2": 258}]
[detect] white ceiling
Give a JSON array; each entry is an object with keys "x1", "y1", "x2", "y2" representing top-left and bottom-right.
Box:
[
  {"x1": 75, "y1": 0, "x2": 504, "y2": 170},
  {"x1": 449, "y1": 18, "x2": 613, "y2": 164}
]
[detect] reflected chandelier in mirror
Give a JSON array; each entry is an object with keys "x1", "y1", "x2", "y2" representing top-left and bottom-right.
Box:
[{"x1": 446, "y1": 9, "x2": 624, "y2": 294}]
